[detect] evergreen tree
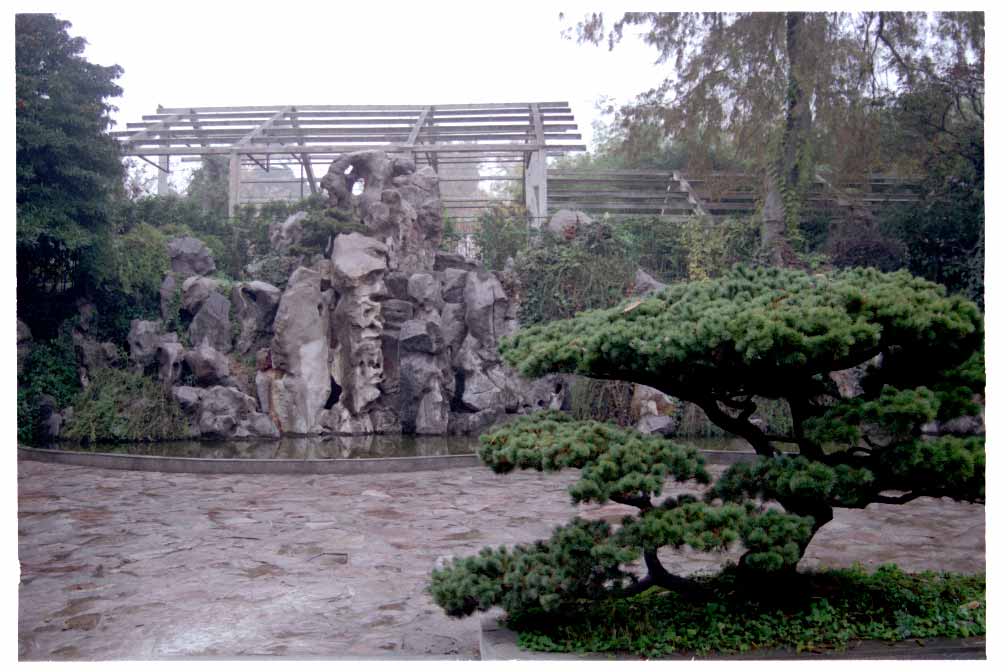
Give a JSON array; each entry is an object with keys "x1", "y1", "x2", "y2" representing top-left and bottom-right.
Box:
[
  {"x1": 16, "y1": 13, "x2": 124, "y2": 335},
  {"x1": 430, "y1": 267, "x2": 983, "y2": 617}
]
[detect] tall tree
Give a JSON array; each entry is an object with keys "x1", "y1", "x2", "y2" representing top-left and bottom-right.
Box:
[
  {"x1": 16, "y1": 13, "x2": 124, "y2": 332},
  {"x1": 568, "y1": 12, "x2": 983, "y2": 265}
]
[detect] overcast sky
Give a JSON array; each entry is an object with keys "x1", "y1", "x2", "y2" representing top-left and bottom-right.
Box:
[{"x1": 20, "y1": 0, "x2": 672, "y2": 187}]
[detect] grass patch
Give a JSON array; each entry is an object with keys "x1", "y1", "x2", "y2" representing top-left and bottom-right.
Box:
[{"x1": 507, "y1": 564, "x2": 984, "y2": 657}]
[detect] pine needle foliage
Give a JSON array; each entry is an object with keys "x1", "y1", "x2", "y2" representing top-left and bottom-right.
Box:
[{"x1": 429, "y1": 266, "x2": 983, "y2": 621}]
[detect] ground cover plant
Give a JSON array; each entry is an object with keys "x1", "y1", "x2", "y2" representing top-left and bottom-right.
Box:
[
  {"x1": 429, "y1": 265, "x2": 984, "y2": 654},
  {"x1": 510, "y1": 565, "x2": 985, "y2": 656}
]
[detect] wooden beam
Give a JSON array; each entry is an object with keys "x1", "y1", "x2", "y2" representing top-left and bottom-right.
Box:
[
  {"x1": 288, "y1": 107, "x2": 317, "y2": 195},
  {"x1": 405, "y1": 106, "x2": 431, "y2": 146},
  {"x1": 233, "y1": 107, "x2": 291, "y2": 148},
  {"x1": 154, "y1": 102, "x2": 571, "y2": 114},
  {"x1": 120, "y1": 142, "x2": 586, "y2": 157},
  {"x1": 228, "y1": 153, "x2": 241, "y2": 217},
  {"x1": 123, "y1": 112, "x2": 184, "y2": 143},
  {"x1": 529, "y1": 103, "x2": 545, "y2": 146},
  {"x1": 672, "y1": 172, "x2": 709, "y2": 217},
  {"x1": 157, "y1": 155, "x2": 169, "y2": 194}
]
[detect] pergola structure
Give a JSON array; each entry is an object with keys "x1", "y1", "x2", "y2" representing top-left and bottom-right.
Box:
[{"x1": 114, "y1": 102, "x2": 587, "y2": 223}]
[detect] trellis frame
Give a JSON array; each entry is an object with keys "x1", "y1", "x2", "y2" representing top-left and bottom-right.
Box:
[{"x1": 115, "y1": 102, "x2": 586, "y2": 221}]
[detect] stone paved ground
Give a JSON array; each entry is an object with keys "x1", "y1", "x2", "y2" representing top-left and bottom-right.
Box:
[{"x1": 17, "y1": 460, "x2": 985, "y2": 660}]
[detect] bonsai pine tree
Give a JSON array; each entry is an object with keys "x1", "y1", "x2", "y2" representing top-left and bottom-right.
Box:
[{"x1": 429, "y1": 266, "x2": 984, "y2": 617}]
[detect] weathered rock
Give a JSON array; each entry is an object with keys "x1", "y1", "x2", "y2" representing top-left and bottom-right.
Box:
[
  {"x1": 440, "y1": 303, "x2": 467, "y2": 361},
  {"x1": 399, "y1": 320, "x2": 443, "y2": 356},
  {"x1": 172, "y1": 385, "x2": 279, "y2": 439},
  {"x1": 128, "y1": 320, "x2": 178, "y2": 370},
  {"x1": 244, "y1": 253, "x2": 300, "y2": 291},
  {"x1": 447, "y1": 408, "x2": 504, "y2": 436},
  {"x1": 380, "y1": 299, "x2": 414, "y2": 329},
  {"x1": 454, "y1": 334, "x2": 519, "y2": 412},
  {"x1": 287, "y1": 266, "x2": 322, "y2": 289},
  {"x1": 16, "y1": 319, "x2": 32, "y2": 377},
  {"x1": 633, "y1": 268, "x2": 668, "y2": 296},
  {"x1": 231, "y1": 281, "x2": 282, "y2": 356},
  {"x1": 518, "y1": 374, "x2": 571, "y2": 413},
  {"x1": 159, "y1": 273, "x2": 179, "y2": 320},
  {"x1": 36, "y1": 394, "x2": 62, "y2": 443},
  {"x1": 331, "y1": 233, "x2": 388, "y2": 289},
  {"x1": 183, "y1": 342, "x2": 231, "y2": 387},
  {"x1": 636, "y1": 414, "x2": 677, "y2": 437},
  {"x1": 546, "y1": 209, "x2": 593, "y2": 240},
  {"x1": 181, "y1": 276, "x2": 225, "y2": 315},
  {"x1": 188, "y1": 291, "x2": 232, "y2": 354},
  {"x1": 408, "y1": 273, "x2": 444, "y2": 319},
  {"x1": 74, "y1": 338, "x2": 121, "y2": 387},
  {"x1": 434, "y1": 251, "x2": 478, "y2": 273},
  {"x1": 156, "y1": 341, "x2": 185, "y2": 387},
  {"x1": 269, "y1": 211, "x2": 309, "y2": 252},
  {"x1": 168, "y1": 236, "x2": 216, "y2": 277},
  {"x1": 399, "y1": 321, "x2": 450, "y2": 436},
  {"x1": 385, "y1": 271, "x2": 410, "y2": 300},
  {"x1": 463, "y1": 271, "x2": 510, "y2": 346},
  {"x1": 631, "y1": 384, "x2": 676, "y2": 419},
  {"x1": 330, "y1": 233, "x2": 388, "y2": 422},
  {"x1": 321, "y1": 151, "x2": 441, "y2": 272},
  {"x1": 266, "y1": 272, "x2": 331, "y2": 434},
  {"x1": 171, "y1": 385, "x2": 202, "y2": 412},
  {"x1": 441, "y1": 269, "x2": 468, "y2": 303},
  {"x1": 196, "y1": 386, "x2": 265, "y2": 439},
  {"x1": 74, "y1": 298, "x2": 98, "y2": 336}
]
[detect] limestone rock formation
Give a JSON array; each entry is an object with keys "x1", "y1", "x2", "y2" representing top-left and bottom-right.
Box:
[
  {"x1": 183, "y1": 342, "x2": 232, "y2": 387},
  {"x1": 119, "y1": 150, "x2": 581, "y2": 441},
  {"x1": 398, "y1": 319, "x2": 450, "y2": 434},
  {"x1": 157, "y1": 340, "x2": 185, "y2": 388},
  {"x1": 181, "y1": 276, "x2": 226, "y2": 315},
  {"x1": 269, "y1": 211, "x2": 309, "y2": 252},
  {"x1": 546, "y1": 209, "x2": 593, "y2": 240},
  {"x1": 231, "y1": 281, "x2": 282, "y2": 356},
  {"x1": 320, "y1": 150, "x2": 442, "y2": 272},
  {"x1": 633, "y1": 268, "x2": 668, "y2": 296},
  {"x1": 326, "y1": 233, "x2": 388, "y2": 433},
  {"x1": 172, "y1": 385, "x2": 279, "y2": 439},
  {"x1": 168, "y1": 236, "x2": 216, "y2": 277},
  {"x1": 128, "y1": 320, "x2": 179, "y2": 371},
  {"x1": 264, "y1": 269, "x2": 331, "y2": 434},
  {"x1": 188, "y1": 291, "x2": 232, "y2": 354}
]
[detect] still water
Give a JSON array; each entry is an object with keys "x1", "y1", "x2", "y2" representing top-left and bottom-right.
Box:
[{"x1": 52, "y1": 434, "x2": 748, "y2": 460}]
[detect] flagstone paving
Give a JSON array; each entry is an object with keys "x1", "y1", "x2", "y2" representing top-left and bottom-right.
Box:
[{"x1": 17, "y1": 460, "x2": 984, "y2": 660}]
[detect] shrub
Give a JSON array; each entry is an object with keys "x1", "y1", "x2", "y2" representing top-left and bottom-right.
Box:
[
  {"x1": 62, "y1": 367, "x2": 188, "y2": 443},
  {"x1": 17, "y1": 320, "x2": 80, "y2": 444},
  {"x1": 514, "y1": 227, "x2": 636, "y2": 326},
  {"x1": 473, "y1": 205, "x2": 529, "y2": 271}
]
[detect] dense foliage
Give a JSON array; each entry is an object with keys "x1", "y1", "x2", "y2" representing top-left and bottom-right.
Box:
[
  {"x1": 16, "y1": 320, "x2": 81, "y2": 444},
  {"x1": 430, "y1": 267, "x2": 983, "y2": 627},
  {"x1": 511, "y1": 565, "x2": 985, "y2": 656},
  {"x1": 62, "y1": 367, "x2": 189, "y2": 443},
  {"x1": 16, "y1": 13, "x2": 124, "y2": 338},
  {"x1": 472, "y1": 205, "x2": 529, "y2": 271},
  {"x1": 569, "y1": 12, "x2": 983, "y2": 295}
]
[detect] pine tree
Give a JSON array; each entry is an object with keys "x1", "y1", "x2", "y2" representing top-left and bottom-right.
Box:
[{"x1": 430, "y1": 266, "x2": 983, "y2": 617}]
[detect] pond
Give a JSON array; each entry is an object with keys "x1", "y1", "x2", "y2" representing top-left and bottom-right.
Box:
[{"x1": 49, "y1": 434, "x2": 752, "y2": 460}]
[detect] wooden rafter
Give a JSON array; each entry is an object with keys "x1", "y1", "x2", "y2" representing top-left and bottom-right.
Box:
[{"x1": 289, "y1": 106, "x2": 316, "y2": 195}]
